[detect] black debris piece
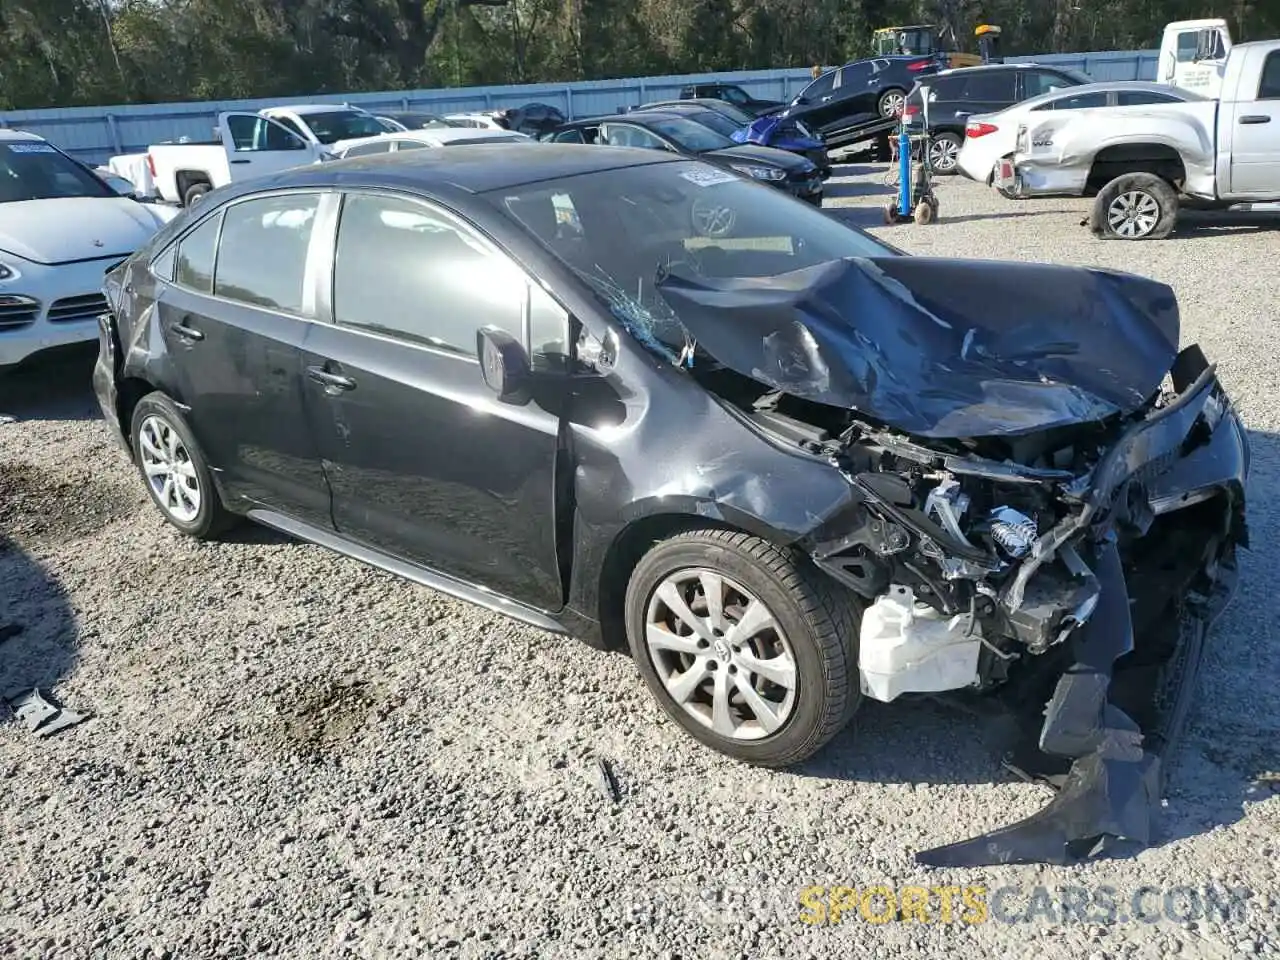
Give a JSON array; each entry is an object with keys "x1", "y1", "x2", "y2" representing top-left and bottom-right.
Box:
[{"x1": 594, "y1": 756, "x2": 621, "y2": 803}]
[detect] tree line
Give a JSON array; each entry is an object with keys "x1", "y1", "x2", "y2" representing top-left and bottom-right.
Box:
[{"x1": 1, "y1": 0, "x2": 1275, "y2": 112}]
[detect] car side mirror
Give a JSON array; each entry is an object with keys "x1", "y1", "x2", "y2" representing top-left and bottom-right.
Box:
[
  {"x1": 793, "y1": 95, "x2": 810, "y2": 105},
  {"x1": 1193, "y1": 28, "x2": 1217, "y2": 61},
  {"x1": 477, "y1": 326, "x2": 532, "y2": 404}
]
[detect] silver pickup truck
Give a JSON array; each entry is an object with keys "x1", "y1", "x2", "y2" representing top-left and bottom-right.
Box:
[{"x1": 995, "y1": 38, "x2": 1280, "y2": 239}]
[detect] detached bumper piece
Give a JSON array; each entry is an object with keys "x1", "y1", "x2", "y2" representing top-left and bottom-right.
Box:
[{"x1": 916, "y1": 350, "x2": 1246, "y2": 867}]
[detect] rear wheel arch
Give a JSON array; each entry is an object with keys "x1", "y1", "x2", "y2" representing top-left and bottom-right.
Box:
[
  {"x1": 116, "y1": 376, "x2": 161, "y2": 452},
  {"x1": 1085, "y1": 143, "x2": 1186, "y2": 196}
]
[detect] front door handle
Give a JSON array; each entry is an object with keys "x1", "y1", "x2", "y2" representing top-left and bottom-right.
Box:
[
  {"x1": 172, "y1": 322, "x2": 204, "y2": 341},
  {"x1": 306, "y1": 366, "x2": 357, "y2": 391},
  {"x1": 1240, "y1": 115, "x2": 1271, "y2": 125},
  {"x1": 229, "y1": 158, "x2": 252, "y2": 164}
]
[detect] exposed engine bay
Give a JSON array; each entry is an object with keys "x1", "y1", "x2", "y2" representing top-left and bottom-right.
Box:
[{"x1": 649, "y1": 256, "x2": 1250, "y2": 866}]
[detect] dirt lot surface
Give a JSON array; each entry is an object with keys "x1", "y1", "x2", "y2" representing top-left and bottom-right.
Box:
[{"x1": 1, "y1": 167, "x2": 1278, "y2": 959}]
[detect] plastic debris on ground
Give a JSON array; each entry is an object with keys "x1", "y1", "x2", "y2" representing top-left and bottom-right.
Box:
[{"x1": 4, "y1": 689, "x2": 91, "y2": 738}]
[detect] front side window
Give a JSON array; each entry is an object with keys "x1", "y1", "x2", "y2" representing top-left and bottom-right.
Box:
[
  {"x1": 0, "y1": 141, "x2": 114, "y2": 203},
  {"x1": 213, "y1": 193, "x2": 320, "y2": 315},
  {"x1": 332, "y1": 193, "x2": 525, "y2": 358},
  {"x1": 1175, "y1": 31, "x2": 1199, "y2": 63},
  {"x1": 800, "y1": 71, "x2": 835, "y2": 100},
  {"x1": 224, "y1": 115, "x2": 307, "y2": 152},
  {"x1": 645, "y1": 118, "x2": 733, "y2": 153},
  {"x1": 1259, "y1": 52, "x2": 1280, "y2": 99},
  {"x1": 174, "y1": 212, "x2": 222, "y2": 293}
]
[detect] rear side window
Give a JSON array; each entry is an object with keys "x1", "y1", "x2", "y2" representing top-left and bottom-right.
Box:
[
  {"x1": 1260, "y1": 52, "x2": 1280, "y2": 99},
  {"x1": 343, "y1": 140, "x2": 393, "y2": 158},
  {"x1": 1041, "y1": 91, "x2": 1108, "y2": 110},
  {"x1": 553, "y1": 128, "x2": 586, "y2": 143},
  {"x1": 1021, "y1": 71, "x2": 1074, "y2": 99},
  {"x1": 150, "y1": 243, "x2": 177, "y2": 283},
  {"x1": 1116, "y1": 90, "x2": 1183, "y2": 105},
  {"x1": 174, "y1": 213, "x2": 221, "y2": 293},
  {"x1": 961, "y1": 72, "x2": 1015, "y2": 100},
  {"x1": 332, "y1": 193, "x2": 524, "y2": 358},
  {"x1": 213, "y1": 193, "x2": 320, "y2": 315}
]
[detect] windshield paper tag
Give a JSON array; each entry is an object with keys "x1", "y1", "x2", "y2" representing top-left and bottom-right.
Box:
[
  {"x1": 6, "y1": 143, "x2": 58, "y2": 154},
  {"x1": 681, "y1": 167, "x2": 738, "y2": 187}
]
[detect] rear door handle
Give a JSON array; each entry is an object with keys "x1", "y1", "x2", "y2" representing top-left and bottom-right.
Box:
[
  {"x1": 306, "y1": 366, "x2": 357, "y2": 391},
  {"x1": 172, "y1": 322, "x2": 204, "y2": 341},
  {"x1": 229, "y1": 158, "x2": 252, "y2": 164},
  {"x1": 1240, "y1": 115, "x2": 1271, "y2": 124}
]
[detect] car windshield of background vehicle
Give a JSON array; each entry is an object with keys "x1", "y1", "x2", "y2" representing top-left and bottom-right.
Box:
[
  {"x1": 303, "y1": 111, "x2": 392, "y2": 144},
  {"x1": 488, "y1": 161, "x2": 896, "y2": 358},
  {"x1": 646, "y1": 117, "x2": 735, "y2": 153},
  {"x1": 0, "y1": 142, "x2": 114, "y2": 203}
]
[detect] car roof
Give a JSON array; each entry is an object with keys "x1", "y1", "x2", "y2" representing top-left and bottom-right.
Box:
[
  {"x1": 241, "y1": 142, "x2": 684, "y2": 195},
  {"x1": 568, "y1": 110, "x2": 686, "y2": 126},
  {"x1": 0, "y1": 129, "x2": 45, "y2": 142},
  {"x1": 1022, "y1": 79, "x2": 1200, "y2": 101},
  {"x1": 340, "y1": 128, "x2": 524, "y2": 150}
]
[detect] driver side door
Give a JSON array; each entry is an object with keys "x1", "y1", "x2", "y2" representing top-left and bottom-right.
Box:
[
  {"x1": 299, "y1": 190, "x2": 571, "y2": 612},
  {"x1": 218, "y1": 112, "x2": 317, "y2": 181}
]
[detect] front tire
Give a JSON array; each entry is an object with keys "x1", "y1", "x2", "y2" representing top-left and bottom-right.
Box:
[
  {"x1": 130, "y1": 392, "x2": 236, "y2": 539},
  {"x1": 1089, "y1": 172, "x2": 1178, "y2": 240},
  {"x1": 624, "y1": 528, "x2": 861, "y2": 767}
]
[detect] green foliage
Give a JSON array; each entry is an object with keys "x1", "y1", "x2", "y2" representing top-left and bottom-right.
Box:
[{"x1": 0, "y1": 0, "x2": 1277, "y2": 110}]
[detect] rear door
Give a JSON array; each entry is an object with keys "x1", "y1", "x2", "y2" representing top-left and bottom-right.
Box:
[
  {"x1": 151, "y1": 190, "x2": 333, "y2": 524},
  {"x1": 952, "y1": 70, "x2": 1018, "y2": 121},
  {"x1": 218, "y1": 112, "x2": 317, "y2": 182},
  {"x1": 298, "y1": 189, "x2": 569, "y2": 611},
  {"x1": 1226, "y1": 48, "x2": 1280, "y2": 197}
]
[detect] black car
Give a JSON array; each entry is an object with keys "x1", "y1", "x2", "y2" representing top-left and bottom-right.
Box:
[
  {"x1": 633, "y1": 97, "x2": 757, "y2": 126},
  {"x1": 903, "y1": 62, "x2": 1093, "y2": 172},
  {"x1": 493, "y1": 102, "x2": 568, "y2": 137},
  {"x1": 640, "y1": 101, "x2": 832, "y2": 177},
  {"x1": 783, "y1": 55, "x2": 941, "y2": 137},
  {"x1": 95, "y1": 144, "x2": 1248, "y2": 867},
  {"x1": 544, "y1": 111, "x2": 822, "y2": 205},
  {"x1": 678, "y1": 82, "x2": 783, "y2": 116}
]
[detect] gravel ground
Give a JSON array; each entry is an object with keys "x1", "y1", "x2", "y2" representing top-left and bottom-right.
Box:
[{"x1": 1, "y1": 167, "x2": 1278, "y2": 959}]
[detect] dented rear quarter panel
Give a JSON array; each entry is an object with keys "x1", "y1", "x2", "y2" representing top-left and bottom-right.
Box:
[{"x1": 1014, "y1": 101, "x2": 1221, "y2": 199}]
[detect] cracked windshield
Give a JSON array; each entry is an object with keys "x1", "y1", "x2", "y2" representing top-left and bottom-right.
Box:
[{"x1": 490, "y1": 161, "x2": 893, "y2": 361}]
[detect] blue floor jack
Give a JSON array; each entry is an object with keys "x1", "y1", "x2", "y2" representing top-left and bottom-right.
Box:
[{"x1": 882, "y1": 115, "x2": 939, "y2": 226}]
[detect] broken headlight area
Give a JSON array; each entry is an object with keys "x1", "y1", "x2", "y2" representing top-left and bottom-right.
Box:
[{"x1": 694, "y1": 344, "x2": 1248, "y2": 866}]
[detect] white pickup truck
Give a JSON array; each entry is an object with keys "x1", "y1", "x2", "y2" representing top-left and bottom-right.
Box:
[
  {"x1": 141, "y1": 105, "x2": 392, "y2": 207},
  {"x1": 996, "y1": 39, "x2": 1280, "y2": 239},
  {"x1": 144, "y1": 111, "x2": 330, "y2": 207}
]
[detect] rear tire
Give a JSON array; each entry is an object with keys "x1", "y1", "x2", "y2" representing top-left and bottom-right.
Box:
[
  {"x1": 624, "y1": 528, "x2": 861, "y2": 768},
  {"x1": 878, "y1": 88, "x2": 907, "y2": 117},
  {"x1": 1089, "y1": 173, "x2": 1178, "y2": 240},
  {"x1": 130, "y1": 392, "x2": 236, "y2": 540},
  {"x1": 182, "y1": 181, "x2": 212, "y2": 208},
  {"x1": 927, "y1": 132, "x2": 962, "y2": 174}
]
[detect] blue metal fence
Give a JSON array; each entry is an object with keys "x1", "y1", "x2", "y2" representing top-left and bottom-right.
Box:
[{"x1": 0, "y1": 50, "x2": 1158, "y2": 166}]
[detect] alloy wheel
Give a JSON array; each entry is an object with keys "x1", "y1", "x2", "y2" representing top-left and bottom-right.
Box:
[
  {"x1": 880, "y1": 91, "x2": 906, "y2": 117},
  {"x1": 928, "y1": 136, "x2": 959, "y2": 171},
  {"x1": 1107, "y1": 190, "x2": 1160, "y2": 238},
  {"x1": 138, "y1": 415, "x2": 202, "y2": 523},
  {"x1": 644, "y1": 568, "x2": 798, "y2": 740}
]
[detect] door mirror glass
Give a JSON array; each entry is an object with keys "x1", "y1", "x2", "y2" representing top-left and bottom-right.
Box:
[{"x1": 477, "y1": 326, "x2": 532, "y2": 404}]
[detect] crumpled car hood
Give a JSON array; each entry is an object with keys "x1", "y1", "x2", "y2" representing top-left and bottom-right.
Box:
[{"x1": 656, "y1": 256, "x2": 1180, "y2": 439}]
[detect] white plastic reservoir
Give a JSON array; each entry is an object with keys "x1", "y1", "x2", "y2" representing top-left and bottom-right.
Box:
[{"x1": 858, "y1": 584, "x2": 982, "y2": 703}]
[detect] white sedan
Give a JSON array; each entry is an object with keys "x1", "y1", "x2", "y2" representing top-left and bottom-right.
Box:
[
  {"x1": 330, "y1": 126, "x2": 534, "y2": 159},
  {"x1": 956, "y1": 81, "x2": 1203, "y2": 192},
  {"x1": 0, "y1": 131, "x2": 177, "y2": 370}
]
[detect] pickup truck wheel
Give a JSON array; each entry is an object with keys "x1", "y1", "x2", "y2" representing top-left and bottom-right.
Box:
[
  {"x1": 624, "y1": 528, "x2": 861, "y2": 768},
  {"x1": 183, "y1": 182, "x2": 212, "y2": 207},
  {"x1": 1091, "y1": 173, "x2": 1178, "y2": 240}
]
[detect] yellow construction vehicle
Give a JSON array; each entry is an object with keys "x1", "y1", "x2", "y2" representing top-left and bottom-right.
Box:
[{"x1": 871, "y1": 23, "x2": 1002, "y2": 68}]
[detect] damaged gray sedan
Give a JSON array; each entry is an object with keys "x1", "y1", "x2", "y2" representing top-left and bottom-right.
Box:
[{"x1": 95, "y1": 144, "x2": 1248, "y2": 867}]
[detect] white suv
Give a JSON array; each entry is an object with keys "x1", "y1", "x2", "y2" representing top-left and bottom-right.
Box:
[{"x1": 0, "y1": 130, "x2": 177, "y2": 370}]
